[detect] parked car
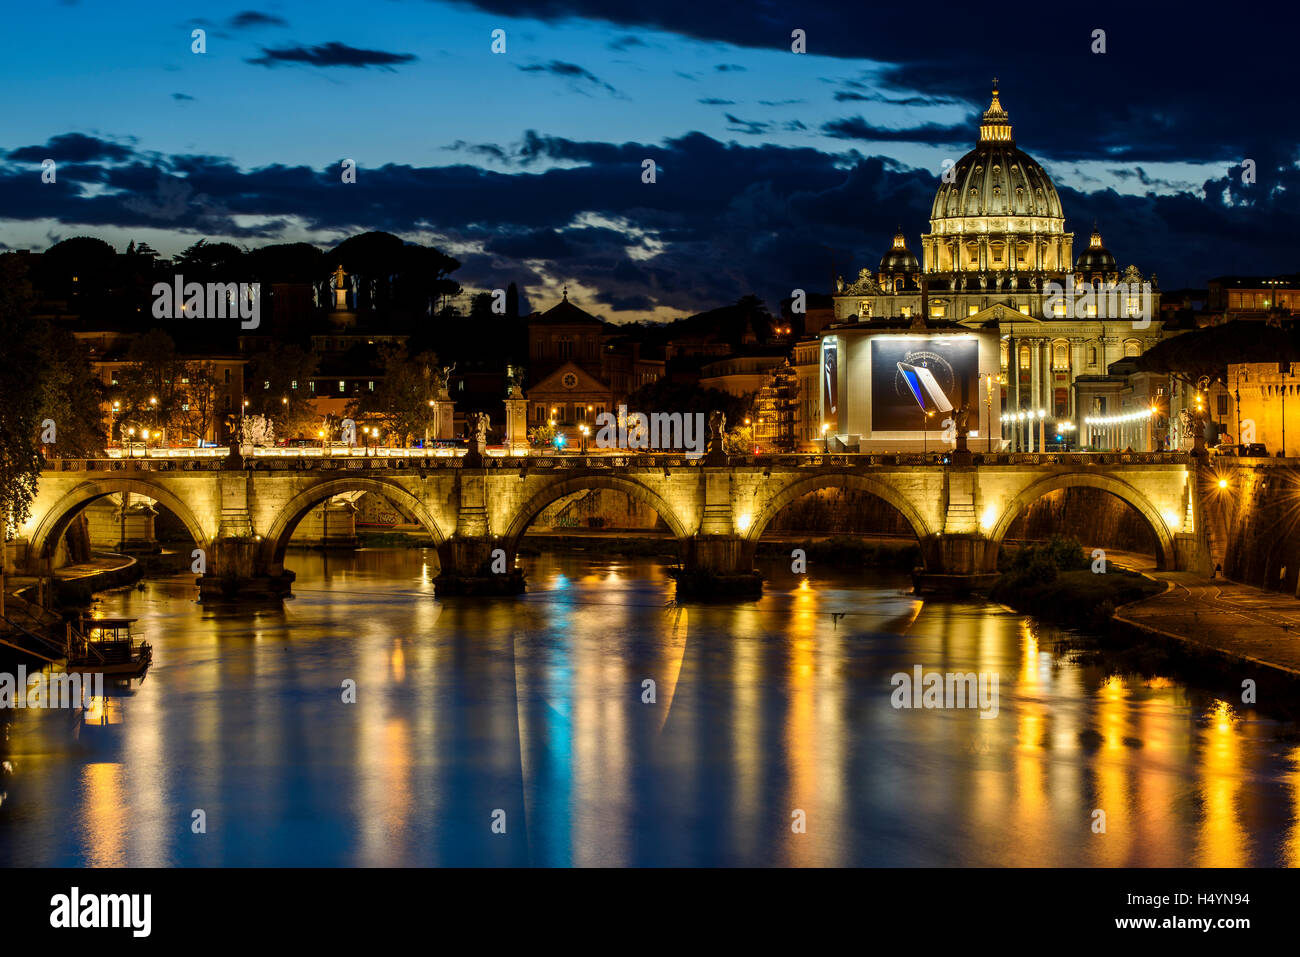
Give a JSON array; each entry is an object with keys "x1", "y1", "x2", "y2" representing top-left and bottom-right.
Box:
[{"x1": 1244, "y1": 443, "x2": 1268, "y2": 457}]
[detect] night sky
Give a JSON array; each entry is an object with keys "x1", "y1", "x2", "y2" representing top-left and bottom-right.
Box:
[{"x1": 2, "y1": 0, "x2": 1296, "y2": 319}]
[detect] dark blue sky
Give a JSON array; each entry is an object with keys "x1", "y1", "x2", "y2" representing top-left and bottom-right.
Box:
[{"x1": 2, "y1": 0, "x2": 1296, "y2": 319}]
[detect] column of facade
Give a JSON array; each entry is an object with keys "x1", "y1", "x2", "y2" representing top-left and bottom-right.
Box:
[
  {"x1": 1042, "y1": 340, "x2": 1053, "y2": 416},
  {"x1": 1029, "y1": 338, "x2": 1041, "y2": 418}
]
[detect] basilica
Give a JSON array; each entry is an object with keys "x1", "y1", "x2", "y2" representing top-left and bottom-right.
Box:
[{"x1": 824, "y1": 83, "x2": 1166, "y2": 451}]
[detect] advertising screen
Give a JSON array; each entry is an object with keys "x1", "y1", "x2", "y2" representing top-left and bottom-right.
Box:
[
  {"x1": 821, "y1": 338, "x2": 838, "y2": 432},
  {"x1": 870, "y1": 337, "x2": 978, "y2": 432}
]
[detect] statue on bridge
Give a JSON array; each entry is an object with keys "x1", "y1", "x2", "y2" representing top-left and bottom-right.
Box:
[{"x1": 706, "y1": 410, "x2": 727, "y2": 464}]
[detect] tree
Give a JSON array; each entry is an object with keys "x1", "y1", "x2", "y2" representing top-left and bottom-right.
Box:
[
  {"x1": 0, "y1": 254, "x2": 46, "y2": 532},
  {"x1": 37, "y1": 325, "x2": 106, "y2": 456},
  {"x1": 347, "y1": 347, "x2": 442, "y2": 447},
  {"x1": 171, "y1": 361, "x2": 220, "y2": 446},
  {"x1": 245, "y1": 343, "x2": 319, "y2": 440},
  {"x1": 114, "y1": 332, "x2": 187, "y2": 444}
]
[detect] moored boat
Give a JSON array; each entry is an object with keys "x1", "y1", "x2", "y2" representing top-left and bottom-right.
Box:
[{"x1": 66, "y1": 617, "x2": 153, "y2": 680}]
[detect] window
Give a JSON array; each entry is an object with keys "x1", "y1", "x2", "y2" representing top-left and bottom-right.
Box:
[
  {"x1": 558, "y1": 337, "x2": 573, "y2": 358},
  {"x1": 1018, "y1": 304, "x2": 1030, "y2": 316},
  {"x1": 1123, "y1": 340, "x2": 1141, "y2": 358},
  {"x1": 1054, "y1": 343, "x2": 1068, "y2": 368},
  {"x1": 969, "y1": 305, "x2": 979, "y2": 316},
  {"x1": 181, "y1": 403, "x2": 189, "y2": 411},
  {"x1": 1088, "y1": 347, "x2": 1097, "y2": 365},
  {"x1": 309, "y1": 381, "x2": 315, "y2": 393},
  {"x1": 291, "y1": 380, "x2": 297, "y2": 390},
  {"x1": 338, "y1": 380, "x2": 345, "y2": 393},
  {"x1": 368, "y1": 381, "x2": 374, "y2": 391},
  {"x1": 1217, "y1": 395, "x2": 1229, "y2": 416},
  {"x1": 1019, "y1": 346, "x2": 1030, "y2": 370},
  {"x1": 224, "y1": 369, "x2": 231, "y2": 384}
]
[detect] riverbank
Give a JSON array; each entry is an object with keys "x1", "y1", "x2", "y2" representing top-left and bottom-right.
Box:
[{"x1": 990, "y1": 539, "x2": 1300, "y2": 709}]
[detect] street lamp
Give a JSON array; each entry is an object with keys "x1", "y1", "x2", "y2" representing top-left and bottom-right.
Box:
[{"x1": 579, "y1": 423, "x2": 589, "y2": 454}]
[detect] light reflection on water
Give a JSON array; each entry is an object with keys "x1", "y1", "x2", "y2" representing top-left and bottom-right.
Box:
[{"x1": 2, "y1": 548, "x2": 1298, "y2": 866}]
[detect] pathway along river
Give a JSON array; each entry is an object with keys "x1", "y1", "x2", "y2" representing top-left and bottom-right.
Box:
[{"x1": 2, "y1": 548, "x2": 1298, "y2": 866}]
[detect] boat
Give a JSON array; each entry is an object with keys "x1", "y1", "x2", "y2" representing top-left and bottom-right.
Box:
[{"x1": 66, "y1": 617, "x2": 153, "y2": 680}]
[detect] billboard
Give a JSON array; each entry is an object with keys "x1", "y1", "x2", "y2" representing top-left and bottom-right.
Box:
[
  {"x1": 870, "y1": 337, "x2": 978, "y2": 432},
  {"x1": 821, "y1": 338, "x2": 838, "y2": 433}
]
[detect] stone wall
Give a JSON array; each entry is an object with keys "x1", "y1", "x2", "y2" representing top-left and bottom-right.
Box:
[{"x1": 1002, "y1": 486, "x2": 1159, "y2": 554}]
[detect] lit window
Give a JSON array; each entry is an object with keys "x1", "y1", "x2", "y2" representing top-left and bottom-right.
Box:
[
  {"x1": 264, "y1": 380, "x2": 270, "y2": 390},
  {"x1": 1019, "y1": 304, "x2": 1030, "y2": 316},
  {"x1": 968, "y1": 305, "x2": 979, "y2": 316},
  {"x1": 338, "y1": 380, "x2": 345, "y2": 392},
  {"x1": 368, "y1": 381, "x2": 374, "y2": 391},
  {"x1": 291, "y1": 380, "x2": 297, "y2": 390}
]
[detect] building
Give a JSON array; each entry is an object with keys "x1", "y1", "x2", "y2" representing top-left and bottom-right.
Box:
[
  {"x1": 524, "y1": 293, "x2": 665, "y2": 443},
  {"x1": 791, "y1": 337, "x2": 822, "y2": 448},
  {"x1": 1206, "y1": 276, "x2": 1300, "y2": 324},
  {"x1": 824, "y1": 82, "x2": 1168, "y2": 450},
  {"x1": 1204, "y1": 362, "x2": 1300, "y2": 456}
]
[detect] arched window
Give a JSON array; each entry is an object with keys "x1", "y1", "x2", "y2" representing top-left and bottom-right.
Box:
[
  {"x1": 1088, "y1": 346, "x2": 1097, "y2": 366},
  {"x1": 1123, "y1": 340, "x2": 1141, "y2": 358},
  {"x1": 1054, "y1": 342, "x2": 1069, "y2": 369},
  {"x1": 1019, "y1": 345, "x2": 1030, "y2": 370}
]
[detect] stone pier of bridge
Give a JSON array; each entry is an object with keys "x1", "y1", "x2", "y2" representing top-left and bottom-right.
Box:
[{"x1": 9, "y1": 451, "x2": 1205, "y2": 602}]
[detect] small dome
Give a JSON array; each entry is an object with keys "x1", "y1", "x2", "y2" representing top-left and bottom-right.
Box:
[
  {"x1": 879, "y1": 230, "x2": 919, "y2": 274},
  {"x1": 1075, "y1": 228, "x2": 1116, "y2": 274}
]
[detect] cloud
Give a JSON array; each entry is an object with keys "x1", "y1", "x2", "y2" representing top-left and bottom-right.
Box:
[
  {"x1": 246, "y1": 41, "x2": 416, "y2": 70},
  {"x1": 715, "y1": 63, "x2": 745, "y2": 72},
  {"x1": 607, "y1": 35, "x2": 645, "y2": 51},
  {"x1": 172, "y1": 93, "x2": 195, "y2": 102},
  {"x1": 698, "y1": 97, "x2": 735, "y2": 105},
  {"x1": 517, "y1": 60, "x2": 620, "y2": 96},
  {"x1": 7, "y1": 124, "x2": 1300, "y2": 313},
  {"x1": 724, "y1": 114, "x2": 769, "y2": 136},
  {"x1": 7, "y1": 133, "x2": 134, "y2": 163},
  {"x1": 229, "y1": 10, "x2": 289, "y2": 28},
  {"x1": 820, "y1": 117, "x2": 972, "y2": 145}
]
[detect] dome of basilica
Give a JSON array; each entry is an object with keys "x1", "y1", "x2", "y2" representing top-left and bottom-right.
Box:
[{"x1": 928, "y1": 84, "x2": 1064, "y2": 226}]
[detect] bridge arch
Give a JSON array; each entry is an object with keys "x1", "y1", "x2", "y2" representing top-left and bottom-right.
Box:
[
  {"x1": 742, "y1": 472, "x2": 937, "y2": 563},
  {"x1": 264, "y1": 477, "x2": 446, "y2": 566},
  {"x1": 28, "y1": 478, "x2": 209, "y2": 559},
  {"x1": 502, "y1": 473, "x2": 691, "y2": 554},
  {"x1": 989, "y1": 471, "x2": 1178, "y2": 570}
]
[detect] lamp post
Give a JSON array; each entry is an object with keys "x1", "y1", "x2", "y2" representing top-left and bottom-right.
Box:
[{"x1": 579, "y1": 423, "x2": 589, "y2": 454}]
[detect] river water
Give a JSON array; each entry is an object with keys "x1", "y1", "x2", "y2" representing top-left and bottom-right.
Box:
[{"x1": 2, "y1": 548, "x2": 1298, "y2": 866}]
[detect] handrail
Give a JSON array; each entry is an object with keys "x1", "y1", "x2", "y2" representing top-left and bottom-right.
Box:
[{"x1": 42, "y1": 450, "x2": 1198, "y2": 471}]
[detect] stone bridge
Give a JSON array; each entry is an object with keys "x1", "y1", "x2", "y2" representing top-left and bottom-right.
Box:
[{"x1": 11, "y1": 451, "x2": 1206, "y2": 599}]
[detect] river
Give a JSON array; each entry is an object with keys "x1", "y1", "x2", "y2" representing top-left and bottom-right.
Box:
[{"x1": 2, "y1": 548, "x2": 1297, "y2": 866}]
